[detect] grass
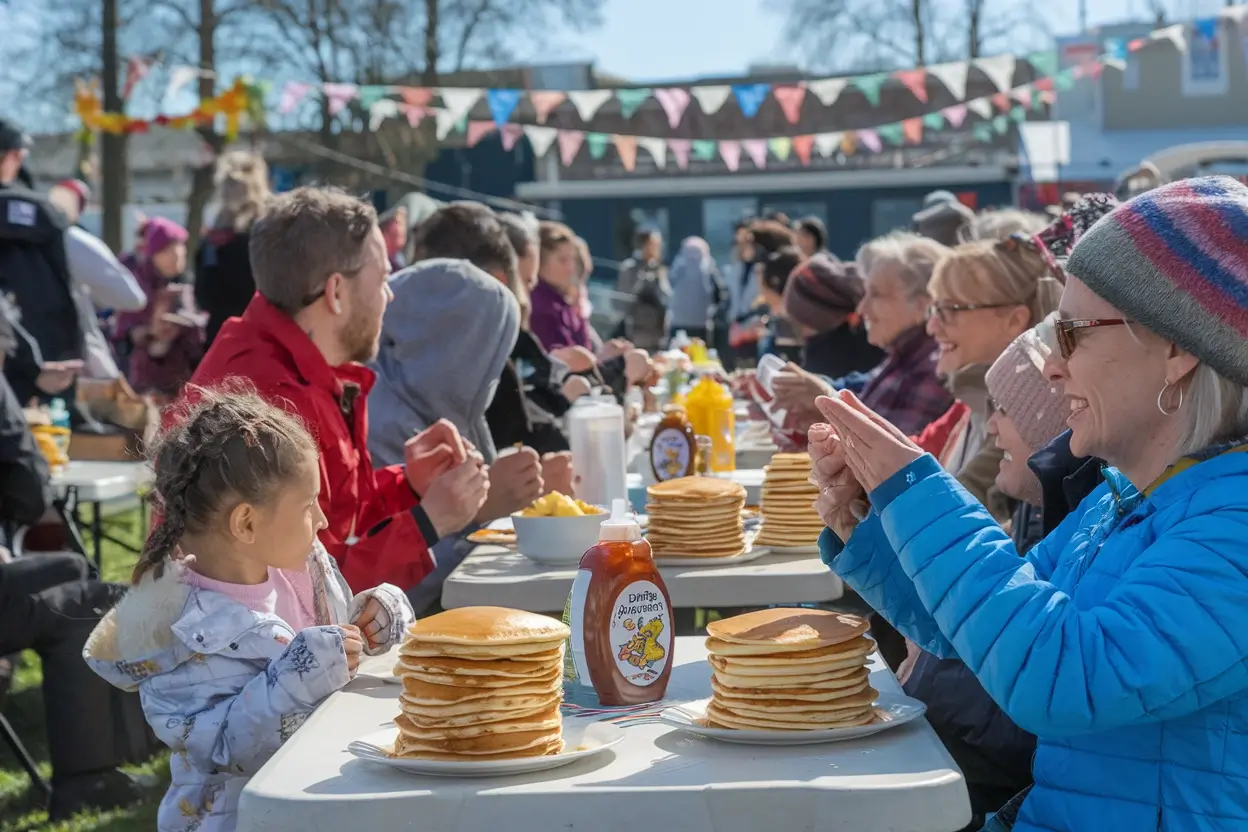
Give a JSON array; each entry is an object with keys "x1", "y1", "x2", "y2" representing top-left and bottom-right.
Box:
[{"x1": 0, "y1": 511, "x2": 167, "y2": 832}]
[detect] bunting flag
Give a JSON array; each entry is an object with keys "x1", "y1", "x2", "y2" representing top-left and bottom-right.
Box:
[
  {"x1": 616, "y1": 88, "x2": 652, "y2": 118},
  {"x1": 894, "y1": 69, "x2": 928, "y2": 103},
  {"x1": 166, "y1": 66, "x2": 202, "y2": 99},
  {"x1": 691, "y1": 85, "x2": 732, "y2": 115},
  {"x1": 568, "y1": 89, "x2": 613, "y2": 121},
  {"x1": 1194, "y1": 16, "x2": 1219, "y2": 40},
  {"x1": 991, "y1": 92, "x2": 1011, "y2": 111},
  {"x1": 927, "y1": 61, "x2": 969, "y2": 100},
  {"x1": 853, "y1": 73, "x2": 889, "y2": 107},
  {"x1": 529, "y1": 91, "x2": 566, "y2": 124},
  {"x1": 638, "y1": 136, "x2": 667, "y2": 169},
  {"x1": 405, "y1": 105, "x2": 427, "y2": 128},
  {"x1": 558, "y1": 130, "x2": 584, "y2": 166},
  {"x1": 943, "y1": 103, "x2": 968, "y2": 128},
  {"x1": 793, "y1": 134, "x2": 814, "y2": 165},
  {"x1": 813, "y1": 132, "x2": 843, "y2": 157},
  {"x1": 691, "y1": 139, "x2": 718, "y2": 161},
  {"x1": 922, "y1": 112, "x2": 946, "y2": 130},
  {"x1": 857, "y1": 129, "x2": 882, "y2": 153},
  {"x1": 1015, "y1": 88, "x2": 1033, "y2": 109},
  {"x1": 486, "y1": 89, "x2": 522, "y2": 128},
  {"x1": 668, "y1": 138, "x2": 692, "y2": 169},
  {"x1": 1054, "y1": 68, "x2": 1077, "y2": 91},
  {"x1": 1150, "y1": 24, "x2": 1188, "y2": 51},
  {"x1": 968, "y1": 97, "x2": 994, "y2": 119},
  {"x1": 973, "y1": 123, "x2": 995, "y2": 142},
  {"x1": 654, "y1": 88, "x2": 692, "y2": 129},
  {"x1": 323, "y1": 83, "x2": 359, "y2": 116},
  {"x1": 614, "y1": 135, "x2": 638, "y2": 171},
  {"x1": 877, "y1": 122, "x2": 905, "y2": 146},
  {"x1": 586, "y1": 132, "x2": 611, "y2": 159},
  {"x1": 440, "y1": 88, "x2": 484, "y2": 123},
  {"x1": 1009, "y1": 105, "x2": 1028, "y2": 123},
  {"x1": 974, "y1": 55, "x2": 1016, "y2": 92},
  {"x1": 992, "y1": 114, "x2": 1010, "y2": 134},
  {"x1": 523, "y1": 124, "x2": 558, "y2": 157},
  {"x1": 358, "y1": 85, "x2": 390, "y2": 110},
  {"x1": 742, "y1": 138, "x2": 768, "y2": 168},
  {"x1": 733, "y1": 83, "x2": 771, "y2": 118},
  {"x1": 435, "y1": 110, "x2": 460, "y2": 140},
  {"x1": 901, "y1": 117, "x2": 923, "y2": 144},
  {"x1": 768, "y1": 136, "x2": 793, "y2": 162},
  {"x1": 500, "y1": 123, "x2": 524, "y2": 150},
  {"x1": 278, "y1": 81, "x2": 311, "y2": 114},
  {"x1": 123, "y1": 56, "x2": 153, "y2": 100},
  {"x1": 1026, "y1": 50, "x2": 1059, "y2": 78},
  {"x1": 369, "y1": 99, "x2": 400, "y2": 131},
  {"x1": 466, "y1": 120, "x2": 497, "y2": 147},
  {"x1": 400, "y1": 87, "x2": 434, "y2": 108},
  {"x1": 807, "y1": 77, "x2": 848, "y2": 107},
  {"x1": 719, "y1": 140, "x2": 742, "y2": 172},
  {"x1": 772, "y1": 86, "x2": 807, "y2": 124}
]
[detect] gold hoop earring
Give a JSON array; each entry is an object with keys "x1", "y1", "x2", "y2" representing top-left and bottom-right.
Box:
[{"x1": 1156, "y1": 381, "x2": 1184, "y2": 417}]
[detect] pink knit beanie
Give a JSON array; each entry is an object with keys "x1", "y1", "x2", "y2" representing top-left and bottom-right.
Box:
[{"x1": 985, "y1": 316, "x2": 1068, "y2": 454}]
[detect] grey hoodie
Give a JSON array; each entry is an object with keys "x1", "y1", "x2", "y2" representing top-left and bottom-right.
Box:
[{"x1": 368, "y1": 258, "x2": 520, "y2": 468}]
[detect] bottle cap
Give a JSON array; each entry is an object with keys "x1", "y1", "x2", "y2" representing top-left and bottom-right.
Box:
[{"x1": 599, "y1": 498, "x2": 642, "y2": 542}]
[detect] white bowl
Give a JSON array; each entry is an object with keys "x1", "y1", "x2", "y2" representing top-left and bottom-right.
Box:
[{"x1": 510, "y1": 510, "x2": 607, "y2": 565}]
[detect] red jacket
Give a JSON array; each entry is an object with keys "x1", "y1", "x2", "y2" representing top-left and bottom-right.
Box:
[
  {"x1": 175, "y1": 294, "x2": 437, "y2": 592},
  {"x1": 913, "y1": 401, "x2": 968, "y2": 458}
]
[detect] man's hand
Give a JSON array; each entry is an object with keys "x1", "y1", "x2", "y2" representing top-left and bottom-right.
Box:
[
  {"x1": 476, "y1": 447, "x2": 543, "y2": 522},
  {"x1": 540, "y1": 451, "x2": 574, "y2": 496},
  {"x1": 421, "y1": 458, "x2": 490, "y2": 539},
  {"x1": 338, "y1": 624, "x2": 364, "y2": 677},
  {"x1": 35, "y1": 361, "x2": 83, "y2": 395},
  {"x1": 404, "y1": 419, "x2": 467, "y2": 495},
  {"x1": 550, "y1": 346, "x2": 597, "y2": 373},
  {"x1": 772, "y1": 363, "x2": 833, "y2": 412},
  {"x1": 561, "y1": 374, "x2": 592, "y2": 402},
  {"x1": 624, "y1": 349, "x2": 653, "y2": 385},
  {"x1": 599, "y1": 338, "x2": 632, "y2": 361}
]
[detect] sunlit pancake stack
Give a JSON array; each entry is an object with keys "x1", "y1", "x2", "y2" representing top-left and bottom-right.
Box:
[
  {"x1": 645, "y1": 477, "x2": 748, "y2": 559},
  {"x1": 392, "y1": 606, "x2": 569, "y2": 760},
  {"x1": 703, "y1": 608, "x2": 877, "y2": 731},
  {"x1": 755, "y1": 453, "x2": 825, "y2": 549}
]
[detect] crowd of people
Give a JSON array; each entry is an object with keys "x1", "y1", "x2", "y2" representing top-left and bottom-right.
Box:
[{"x1": 3, "y1": 99, "x2": 1248, "y2": 832}]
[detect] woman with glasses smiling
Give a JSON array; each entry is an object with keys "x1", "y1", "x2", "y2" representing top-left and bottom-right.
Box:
[{"x1": 812, "y1": 177, "x2": 1248, "y2": 831}]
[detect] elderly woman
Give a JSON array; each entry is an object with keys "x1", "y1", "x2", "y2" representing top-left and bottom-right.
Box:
[
  {"x1": 812, "y1": 176, "x2": 1248, "y2": 831},
  {"x1": 782, "y1": 253, "x2": 882, "y2": 379}
]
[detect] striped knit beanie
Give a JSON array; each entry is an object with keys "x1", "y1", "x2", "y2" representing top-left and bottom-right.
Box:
[{"x1": 1064, "y1": 176, "x2": 1248, "y2": 386}]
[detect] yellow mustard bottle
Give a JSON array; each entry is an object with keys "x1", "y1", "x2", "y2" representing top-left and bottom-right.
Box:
[{"x1": 685, "y1": 375, "x2": 736, "y2": 472}]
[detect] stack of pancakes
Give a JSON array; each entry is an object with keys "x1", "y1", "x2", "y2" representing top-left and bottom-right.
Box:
[
  {"x1": 392, "y1": 606, "x2": 569, "y2": 760},
  {"x1": 756, "y1": 453, "x2": 825, "y2": 549},
  {"x1": 645, "y1": 476, "x2": 748, "y2": 559},
  {"x1": 703, "y1": 608, "x2": 877, "y2": 730}
]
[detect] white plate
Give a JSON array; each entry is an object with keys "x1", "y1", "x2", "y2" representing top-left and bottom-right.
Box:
[
  {"x1": 659, "y1": 693, "x2": 926, "y2": 745},
  {"x1": 347, "y1": 718, "x2": 623, "y2": 777},
  {"x1": 763, "y1": 544, "x2": 821, "y2": 555},
  {"x1": 356, "y1": 650, "x2": 403, "y2": 685}
]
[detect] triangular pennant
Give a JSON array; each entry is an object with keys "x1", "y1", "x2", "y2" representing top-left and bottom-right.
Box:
[
  {"x1": 368, "y1": 99, "x2": 399, "y2": 131},
  {"x1": 524, "y1": 125, "x2": 558, "y2": 157},
  {"x1": 894, "y1": 68, "x2": 928, "y2": 103},
  {"x1": 691, "y1": 139, "x2": 718, "y2": 161},
  {"x1": 877, "y1": 123, "x2": 905, "y2": 146},
  {"x1": 853, "y1": 73, "x2": 889, "y2": 107},
  {"x1": 404, "y1": 105, "x2": 427, "y2": 128},
  {"x1": 1040, "y1": 90, "x2": 1056, "y2": 105},
  {"x1": 814, "y1": 132, "x2": 844, "y2": 157},
  {"x1": 668, "y1": 138, "x2": 692, "y2": 170},
  {"x1": 1033, "y1": 77, "x2": 1055, "y2": 92},
  {"x1": 586, "y1": 132, "x2": 611, "y2": 159},
  {"x1": 358, "y1": 85, "x2": 389, "y2": 110},
  {"x1": 1054, "y1": 68, "x2": 1077, "y2": 91},
  {"x1": 769, "y1": 137, "x2": 793, "y2": 161},
  {"x1": 991, "y1": 92, "x2": 1011, "y2": 111},
  {"x1": 529, "y1": 91, "x2": 566, "y2": 124},
  {"x1": 400, "y1": 87, "x2": 433, "y2": 108},
  {"x1": 614, "y1": 135, "x2": 638, "y2": 172},
  {"x1": 567, "y1": 89, "x2": 613, "y2": 122},
  {"x1": 793, "y1": 135, "x2": 814, "y2": 165},
  {"x1": 927, "y1": 61, "x2": 970, "y2": 100},
  {"x1": 654, "y1": 88, "x2": 692, "y2": 129},
  {"x1": 278, "y1": 81, "x2": 311, "y2": 114},
  {"x1": 557, "y1": 130, "x2": 584, "y2": 166},
  {"x1": 167, "y1": 66, "x2": 200, "y2": 99},
  {"x1": 1194, "y1": 16, "x2": 1218, "y2": 41},
  {"x1": 322, "y1": 83, "x2": 359, "y2": 116},
  {"x1": 922, "y1": 112, "x2": 946, "y2": 130},
  {"x1": 638, "y1": 136, "x2": 667, "y2": 169},
  {"x1": 942, "y1": 103, "x2": 968, "y2": 128},
  {"x1": 719, "y1": 140, "x2": 742, "y2": 172},
  {"x1": 486, "y1": 89, "x2": 522, "y2": 128},
  {"x1": 1014, "y1": 88, "x2": 1033, "y2": 109},
  {"x1": 901, "y1": 118, "x2": 923, "y2": 144},
  {"x1": 992, "y1": 114, "x2": 1010, "y2": 134},
  {"x1": 1026, "y1": 50, "x2": 1058, "y2": 78},
  {"x1": 1149, "y1": 24, "x2": 1187, "y2": 51},
  {"x1": 974, "y1": 54, "x2": 1016, "y2": 92},
  {"x1": 1009, "y1": 105, "x2": 1028, "y2": 123},
  {"x1": 439, "y1": 88, "x2": 483, "y2": 122},
  {"x1": 691, "y1": 85, "x2": 732, "y2": 115},
  {"x1": 968, "y1": 97, "x2": 994, "y2": 119},
  {"x1": 772, "y1": 86, "x2": 807, "y2": 124},
  {"x1": 435, "y1": 110, "x2": 460, "y2": 140},
  {"x1": 857, "y1": 128, "x2": 882, "y2": 153},
  {"x1": 733, "y1": 83, "x2": 771, "y2": 118},
  {"x1": 500, "y1": 124, "x2": 524, "y2": 151},
  {"x1": 616, "y1": 88, "x2": 652, "y2": 119},
  {"x1": 841, "y1": 133, "x2": 858, "y2": 156},
  {"x1": 807, "y1": 77, "x2": 848, "y2": 107},
  {"x1": 973, "y1": 123, "x2": 995, "y2": 142},
  {"x1": 466, "y1": 121, "x2": 497, "y2": 148},
  {"x1": 1031, "y1": 93, "x2": 1047, "y2": 113},
  {"x1": 742, "y1": 139, "x2": 768, "y2": 168}
]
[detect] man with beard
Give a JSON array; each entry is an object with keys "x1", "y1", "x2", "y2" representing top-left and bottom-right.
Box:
[{"x1": 180, "y1": 187, "x2": 489, "y2": 592}]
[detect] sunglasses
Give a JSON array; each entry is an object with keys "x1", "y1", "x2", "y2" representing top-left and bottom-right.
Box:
[
  {"x1": 926, "y1": 301, "x2": 1014, "y2": 325},
  {"x1": 1053, "y1": 318, "x2": 1131, "y2": 359},
  {"x1": 1001, "y1": 232, "x2": 1067, "y2": 284}
]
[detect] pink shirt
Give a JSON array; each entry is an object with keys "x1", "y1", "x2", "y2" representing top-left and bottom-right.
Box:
[{"x1": 182, "y1": 566, "x2": 319, "y2": 632}]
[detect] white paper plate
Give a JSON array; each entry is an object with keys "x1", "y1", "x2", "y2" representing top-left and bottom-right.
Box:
[
  {"x1": 356, "y1": 650, "x2": 402, "y2": 685},
  {"x1": 762, "y1": 543, "x2": 821, "y2": 555},
  {"x1": 659, "y1": 693, "x2": 926, "y2": 745},
  {"x1": 347, "y1": 718, "x2": 623, "y2": 777}
]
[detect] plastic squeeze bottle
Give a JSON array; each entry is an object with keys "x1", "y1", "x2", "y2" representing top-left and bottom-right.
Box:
[
  {"x1": 562, "y1": 500, "x2": 674, "y2": 706},
  {"x1": 685, "y1": 375, "x2": 736, "y2": 472}
]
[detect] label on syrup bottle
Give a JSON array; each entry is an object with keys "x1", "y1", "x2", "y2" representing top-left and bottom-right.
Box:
[
  {"x1": 562, "y1": 569, "x2": 593, "y2": 687},
  {"x1": 651, "y1": 428, "x2": 692, "y2": 481},
  {"x1": 609, "y1": 580, "x2": 672, "y2": 686}
]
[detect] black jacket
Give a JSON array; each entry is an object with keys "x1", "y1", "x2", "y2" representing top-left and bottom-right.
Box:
[
  {"x1": 902, "y1": 430, "x2": 1100, "y2": 821},
  {"x1": 0, "y1": 371, "x2": 52, "y2": 546},
  {"x1": 801, "y1": 324, "x2": 884, "y2": 380},
  {"x1": 486, "y1": 330, "x2": 571, "y2": 456},
  {"x1": 194, "y1": 228, "x2": 255, "y2": 347}
]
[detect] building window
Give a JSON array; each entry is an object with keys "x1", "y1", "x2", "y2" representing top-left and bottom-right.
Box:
[
  {"x1": 702, "y1": 197, "x2": 758, "y2": 268},
  {"x1": 872, "y1": 198, "x2": 923, "y2": 237}
]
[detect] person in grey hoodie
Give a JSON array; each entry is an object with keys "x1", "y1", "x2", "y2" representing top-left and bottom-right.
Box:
[{"x1": 667, "y1": 236, "x2": 721, "y2": 342}]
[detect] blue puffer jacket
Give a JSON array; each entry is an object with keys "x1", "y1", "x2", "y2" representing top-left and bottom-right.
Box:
[{"x1": 822, "y1": 443, "x2": 1248, "y2": 832}]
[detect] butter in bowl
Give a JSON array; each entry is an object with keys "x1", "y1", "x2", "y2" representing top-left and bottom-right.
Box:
[{"x1": 511, "y1": 492, "x2": 607, "y2": 566}]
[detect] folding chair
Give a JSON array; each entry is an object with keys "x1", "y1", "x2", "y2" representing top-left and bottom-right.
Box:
[{"x1": 0, "y1": 711, "x2": 50, "y2": 798}]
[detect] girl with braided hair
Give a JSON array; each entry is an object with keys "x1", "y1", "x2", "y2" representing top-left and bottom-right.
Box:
[{"x1": 84, "y1": 385, "x2": 413, "y2": 832}]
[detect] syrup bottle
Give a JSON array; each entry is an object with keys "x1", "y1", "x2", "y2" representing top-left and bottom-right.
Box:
[
  {"x1": 649, "y1": 404, "x2": 696, "y2": 482},
  {"x1": 562, "y1": 500, "x2": 674, "y2": 706}
]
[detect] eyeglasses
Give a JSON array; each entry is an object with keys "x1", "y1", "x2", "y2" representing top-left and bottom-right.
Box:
[
  {"x1": 1000, "y1": 231, "x2": 1067, "y2": 284},
  {"x1": 1053, "y1": 317, "x2": 1131, "y2": 359},
  {"x1": 926, "y1": 302, "x2": 1014, "y2": 325},
  {"x1": 987, "y1": 395, "x2": 1005, "y2": 417}
]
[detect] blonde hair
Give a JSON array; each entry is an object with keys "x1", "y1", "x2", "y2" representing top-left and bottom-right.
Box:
[
  {"x1": 929, "y1": 239, "x2": 1063, "y2": 326},
  {"x1": 213, "y1": 151, "x2": 271, "y2": 233},
  {"x1": 974, "y1": 208, "x2": 1048, "y2": 241},
  {"x1": 856, "y1": 231, "x2": 949, "y2": 298}
]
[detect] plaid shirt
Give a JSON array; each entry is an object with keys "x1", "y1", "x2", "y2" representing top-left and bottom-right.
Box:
[{"x1": 859, "y1": 325, "x2": 952, "y2": 437}]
